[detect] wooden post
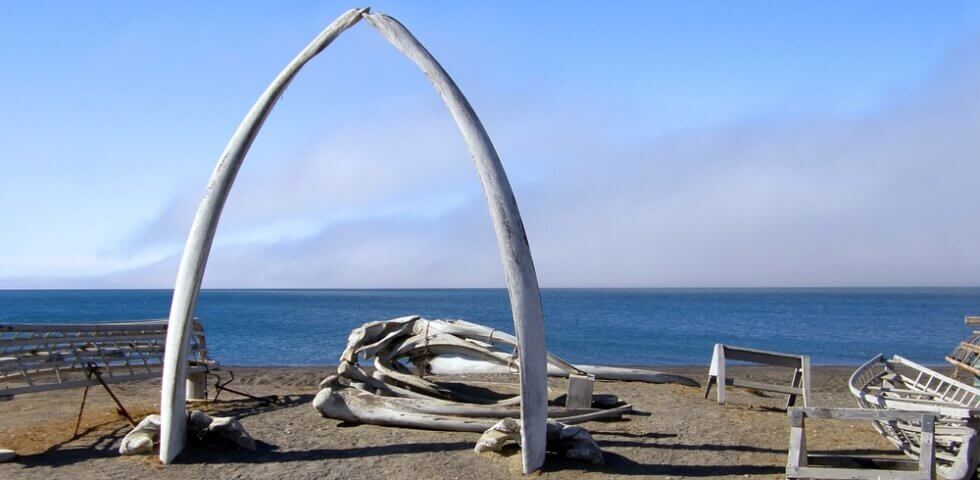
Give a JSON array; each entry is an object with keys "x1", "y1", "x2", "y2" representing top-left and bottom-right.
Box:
[
  {"x1": 186, "y1": 371, "x2": 207, "y2": 402},
  {"x1": 919, "y1": 414, "x2": 936, "y2": 480},
  {"x1": 715, "y1": 344, "x2": 727, "y2": 404},
  {"x1": 704, "y1": 343, "x2": 719, "y2": 399},
  {"x1": 707, "y1": 345, "x2": 810, "y2": 407},
  {"x1": 786, "y1": 368, "x2": 803, "y2": 408},
  {"x1": 702, "y1": 375, "x2": 715, "y2": 399},
  {"x1": 786, "y1": 409, "x2": 807, "y2": 478},
  {"x1": 800, "y1": 355, "x2": 811, "y2": 407},
  {"x1": 566, "y1": 373, "x2": 595, "y2": 409}
]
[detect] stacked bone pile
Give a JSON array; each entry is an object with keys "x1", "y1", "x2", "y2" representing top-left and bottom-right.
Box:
[
  {"x1": 119, "y1": 411, "x2": 255, "y2": 456},
  {"x1": 314, "y1": 316, "x2": 698, "y2": 462}
]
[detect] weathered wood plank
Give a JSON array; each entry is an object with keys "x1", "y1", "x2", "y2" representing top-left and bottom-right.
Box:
[
  {"x1": 723, "y1": 345, "x2": 804, "y2": 368},
  {"x1": 919, "y1": 415, "x2": 936, "y2": 480},
  {"x1": 0, "y1": 319, "x2": 170, "y2": 332},
  {"x1": 715, "y1": 343, "x2": 726, "y2": 404},
  {"x1": 790, "y1": 466, "x2": 923, "y2": 480},
  {"x1": 801, "y1": 355, "x2": 812, "y2": 407},
  {"x1": 565, "y1": 373, "x2": 594, "y2": 409},
  {"x1": 792, "y1": 408, "x2": 939, "y2": 423},
  {"x1": 708, "y1": 343, "x2": 810, "y2": 406},
  {"x1": 727, "y1": 378, "x2": 803, "y2": 396},
  {"x1": 787, "y1": 367, "x2": 803, "y2": 408},
  {"x1": 787, "y1": 408, "x2": 938, "y2": 480}
]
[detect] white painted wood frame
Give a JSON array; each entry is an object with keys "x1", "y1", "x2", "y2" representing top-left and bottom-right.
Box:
[
  {"x1": 787, "y1": 408, "x2": 937, "y2": 480},
  {"x1": 704, "y1": 343, "x2": 811, "y2": 407}
]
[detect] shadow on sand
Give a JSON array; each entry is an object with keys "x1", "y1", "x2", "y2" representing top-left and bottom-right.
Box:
[{"x1": 7, "y1": 395, "x2": 902, "y2": 477}]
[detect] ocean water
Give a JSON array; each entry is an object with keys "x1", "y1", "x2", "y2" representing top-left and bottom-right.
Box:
[{"x1": 0, "y1": 288, "x2": 977, "y2": 367}]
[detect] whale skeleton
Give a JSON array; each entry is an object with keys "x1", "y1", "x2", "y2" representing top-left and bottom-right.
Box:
[
  {"x1": 313, "y1": 316, "x2": 698, "y2": 434},
  {"x1": 158, "y1": 7, "x2": 551, "y2": 472}
]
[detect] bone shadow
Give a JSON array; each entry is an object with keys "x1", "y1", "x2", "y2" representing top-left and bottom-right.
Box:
[
  {"x1": 175, "y1": 441, "x2": 476, "y2": 464},
  {"x1": 7, "y1": 393, "x2": 314, "y2": 469},
  {"x1": 590, "y1": 430, "x2": 677, "y2": 439}
]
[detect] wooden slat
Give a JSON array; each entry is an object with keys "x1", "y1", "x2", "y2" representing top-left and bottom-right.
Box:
[
  {"x1": 793, "y1": 408, "x2": 939, "y2": 423},
  {"x1": 722, "y1": 344, "x2": 804, "y2": 368},
  {"x1": 787, "y1": 408, "x2": 937, "y2": 480},
  {"x1": 947, "y1": 357, "x2": 980, "y2": 377},
  {"x1": 728, "y1": 378, "x2": 803, "y2": 396},
  {"x1": 790, "y1": 466, "x2": 922, "y2": 480},
  {"x1": 867, "y1": 386, "x2": 942, "y2": 398},
  {"x1": 954, "y1": 342, "x2": 980, "y2": 356},
  {"x1": 0, "y1": 333, "x2": 168, "y2": 348},
  {"x1": 0, "y1": 319, "x2": 212, "y2": 400},
  {"x1": 0, "y1": 346, "x2": 205, "y2": 374},
  {"x1": 0, "y1": 320, "x2": 170, "y2": 333}
]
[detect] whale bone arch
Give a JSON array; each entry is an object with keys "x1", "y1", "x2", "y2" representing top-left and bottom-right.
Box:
[{"x1": 157, "y1": 7, "x2": 548, "y2": 473}]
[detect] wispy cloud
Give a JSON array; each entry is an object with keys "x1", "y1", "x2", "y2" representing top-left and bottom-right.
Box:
[{"x1": 5, "y1": 35, "x2": 980, "y2": 289}]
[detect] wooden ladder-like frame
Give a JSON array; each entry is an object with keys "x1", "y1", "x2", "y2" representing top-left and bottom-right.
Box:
[{"x1": 787, "y1": 408, "x2": 937, "y2": 480}]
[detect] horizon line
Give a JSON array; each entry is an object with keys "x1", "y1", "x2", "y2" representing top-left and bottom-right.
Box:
[{"x1": 2, "y1": 285, "x2": 980, "y2": 292}]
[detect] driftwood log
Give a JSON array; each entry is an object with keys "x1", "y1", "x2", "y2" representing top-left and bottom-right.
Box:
[{"x1": 158, "y1": 8, "x2": 550, "y2": 472}]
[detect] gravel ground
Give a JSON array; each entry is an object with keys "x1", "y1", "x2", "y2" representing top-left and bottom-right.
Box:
[{"x1": 0, "y1": 364, "x2": 941, "y2": 479}]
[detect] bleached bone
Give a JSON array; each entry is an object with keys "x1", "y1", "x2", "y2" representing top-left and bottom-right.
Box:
[
  {"x1": 313, "y1": 315, "x2": 704, "y2": 458},
  {"x1": 475, "y1": 418, "x2": 604, "y2": 466},
  {"x1": 121, "y1": 411, "x2": 256, "y2": 456},
  {"x1": 571, "y1": 365, "x2": 700, "y2": 387},
  {"x1": 188, "y1": 411, "x2": 257, "y2": 451},
  {"x1": 475, "y1": 417, "x2": 521, "y2": 453},
  {"x1": 363, "y1": 13, "x2": 549, "y2": 472},
  {"x1": 313, "y1": 385, "x2": 631, "y2": 431},
  {"x1": 159, "y1": 8, "x2": 552, "y2": 473},
  {"x1": 318, "y1": 316, "x2": 697, "y2": 412},
  {"x1": 428, "y1": 357, "x2": 700, "y2": 387},
  {"x1": 158, "y1": 7, "x2": 367, "y2": 464},
  {"x1": 339, "y1": 317, "x2": 698, "y2": 388},
  {"x1": 119, "y1": 414, "x2": 161, "y2": 456}
]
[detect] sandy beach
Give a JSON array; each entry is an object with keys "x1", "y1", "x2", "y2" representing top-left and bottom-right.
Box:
[{"x1": 0, "y1": 364, "x2": 946, "y2": 479}]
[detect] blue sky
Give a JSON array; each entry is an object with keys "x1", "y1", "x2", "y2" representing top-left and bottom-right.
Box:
[{"x1": 2, "y1": 2, "x2": 980, "y2": 287}]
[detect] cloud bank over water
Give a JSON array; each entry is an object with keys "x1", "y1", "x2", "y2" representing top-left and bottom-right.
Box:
[{"x1": 3, "y1": 37, "x2": 980, "y2": 289}]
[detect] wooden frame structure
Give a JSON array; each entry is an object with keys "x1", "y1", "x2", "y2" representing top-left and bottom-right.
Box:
[
  {"x1": 158, "y1": 9, "x2": 549, "y2": 472},
  {"x1": 0, "y1": 319, "x2": 211, "y2": 401},
  {"x1": 945, "y1": 316, "x2": 980, "y2": 378},
  {"x1": 703, "y1": 343, "x2": 811, "y2": 407},
  {"x1": 849, "y1": 354, "x2": 980, "y2": 480},
  {"x1": 787, "y1": 408, "x2": 937, "y2": 480}
]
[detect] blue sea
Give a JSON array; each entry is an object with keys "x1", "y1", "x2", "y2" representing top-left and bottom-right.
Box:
[{"x1": 0, "y1": 288, "x2": 976, "y2": 367}]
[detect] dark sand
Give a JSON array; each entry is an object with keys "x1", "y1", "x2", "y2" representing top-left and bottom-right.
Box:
[{"x1": 1, "y1": 365, "x2": 954, "y2": 479}]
